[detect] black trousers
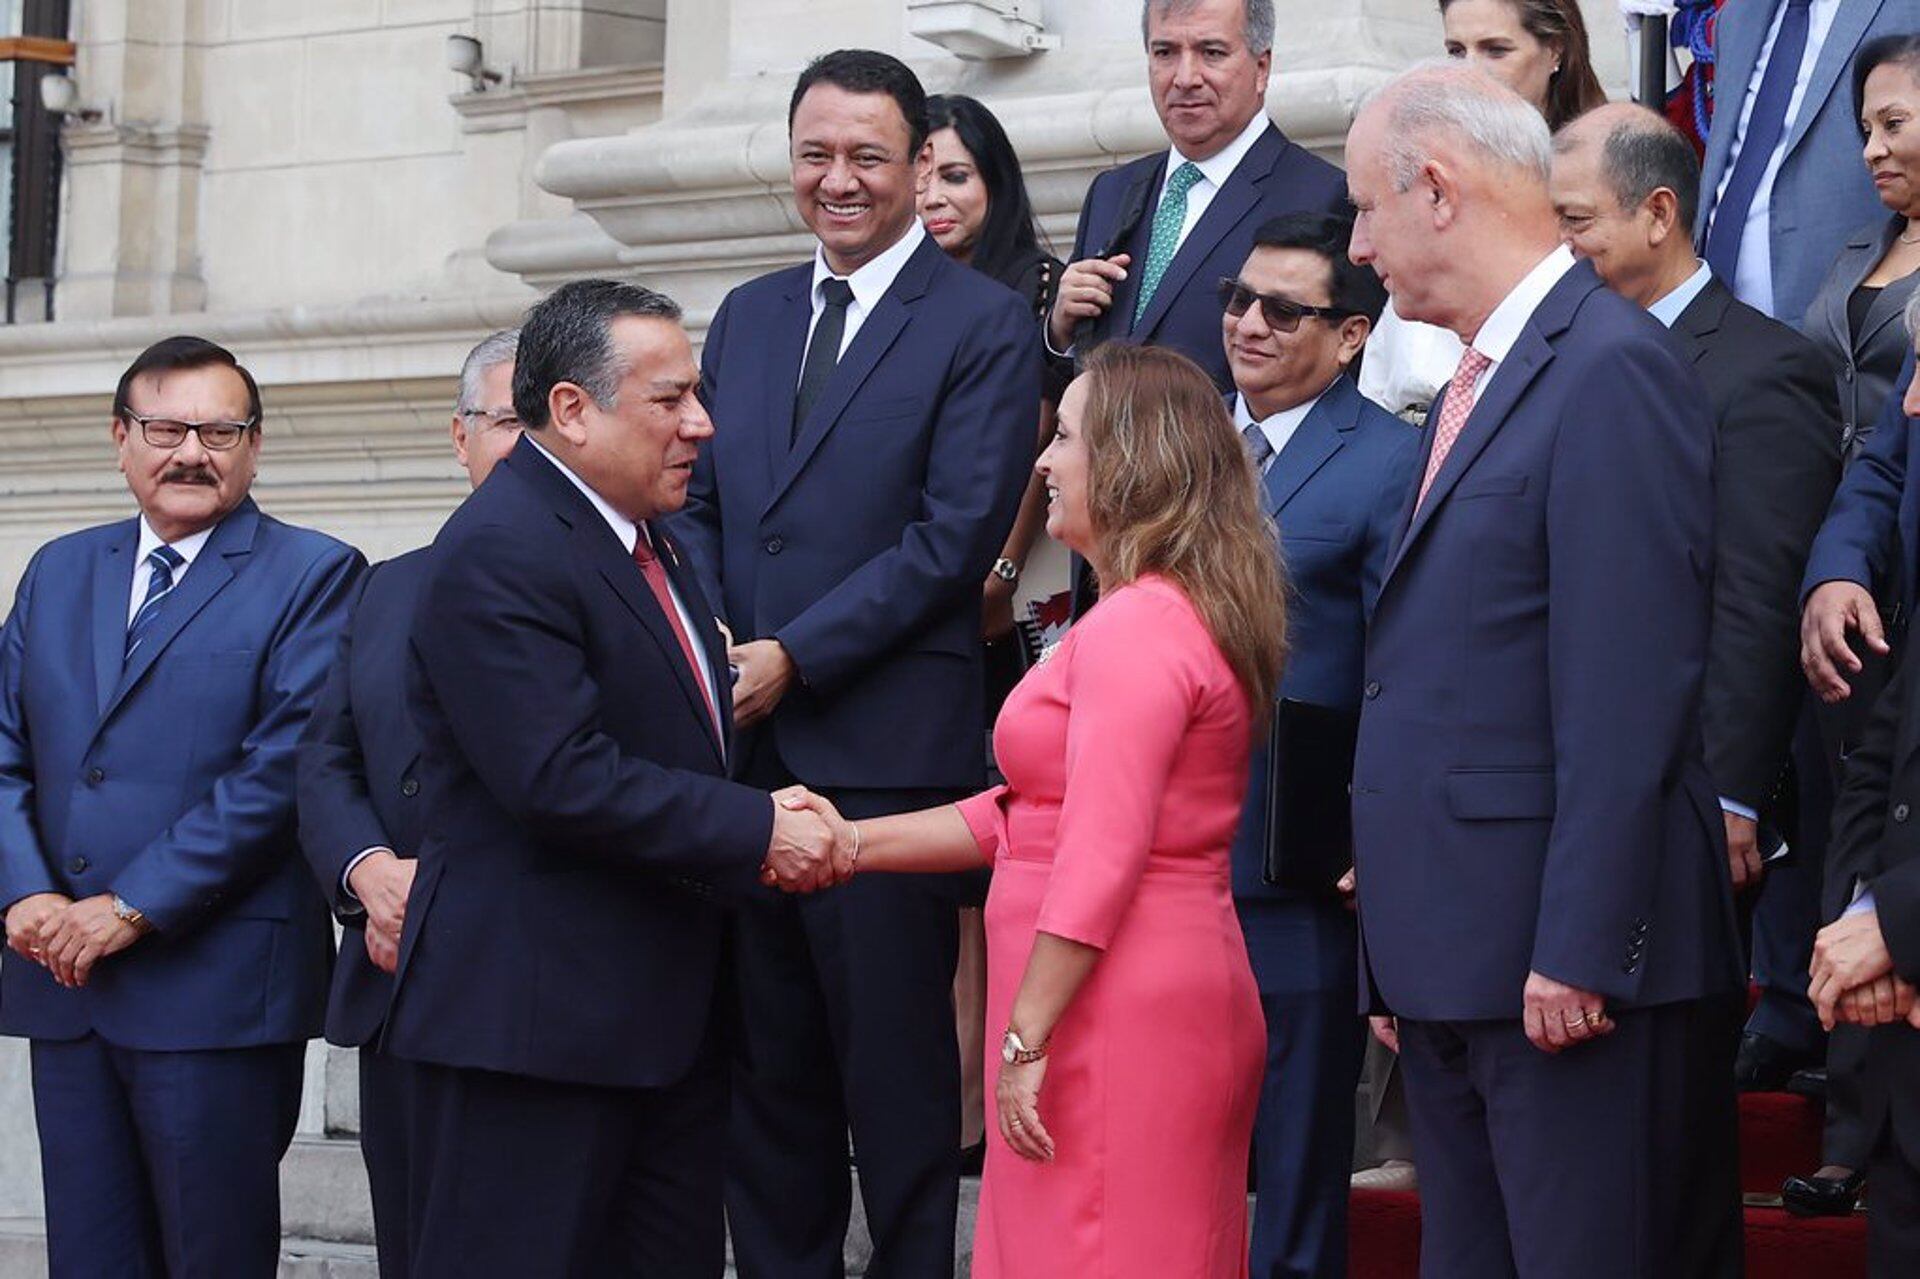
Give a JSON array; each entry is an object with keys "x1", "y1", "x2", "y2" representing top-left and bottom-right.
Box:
[
  {"x1": 1868, "y1": 1125, "x2": 1920, "y2": 1277},
  {"x1": 727, "y1": 746, "x2": 966, "y2": 1279},
  {"x1": 1671, "y1": 991, "x2": 1747, "y2": 1279},
  {"x1": 1397, "y1": 1003, "x2": 1699, "y2": 1279},
  {"x1": 405, "y1": 1053, "x2": 728, "y2": 1278},
  {"x1": 359, "y1": 1041, "x2": 416, "y2": 1279}
]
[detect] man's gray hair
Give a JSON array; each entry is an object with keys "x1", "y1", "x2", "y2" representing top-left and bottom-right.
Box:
[
  {"x1": 1141, "y1": 0, "x2": 1274, "y2": 56},
  {"x1": 1368, "y1": 62, "x2": 1552, "y2": 191},
  {"x1": 456, "y1": 328, "x2": 521, "y2": 415}
]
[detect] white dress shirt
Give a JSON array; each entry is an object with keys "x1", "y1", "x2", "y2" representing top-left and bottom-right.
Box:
[
  {"x1": 128, "y1": 518, "x2": 213, "y2": 625},
  {"x1": 804, "y1": 217, "x2": 927, "y2": 368},
  {"x1": 1459, "y1": 245, "x2": 1578, "y2": 405},
  {"x1": 1709, "y1": 0, "x2": 1843, "y2": 318},
  {"x1": 1234, "y1": 382, "x2": 1333, "y2": 475}
]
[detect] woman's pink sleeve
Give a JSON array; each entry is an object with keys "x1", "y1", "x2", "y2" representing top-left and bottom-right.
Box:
[
  {"x1": 955, "y1": 785, "x2": 1011, "y2": 862},
  {"x1": 1032, "y1": 595, "x2": 1199, "y2": 949}
]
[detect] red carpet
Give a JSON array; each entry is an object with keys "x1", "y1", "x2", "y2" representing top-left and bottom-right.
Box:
[{"x1": 1348, "y1": 1090, "x2": 1868, "y2": 1277}]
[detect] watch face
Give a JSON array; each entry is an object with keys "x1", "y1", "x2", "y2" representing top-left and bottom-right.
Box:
[{"x1": 1001, "y1": 1033, "x2": 1018, "y2": 1064}]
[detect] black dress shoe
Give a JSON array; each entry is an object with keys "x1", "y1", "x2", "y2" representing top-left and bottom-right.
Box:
[
  {"x1": 1781, "y1": 1169, "x2": 1865, "y2": 1217},
  {"x1": 1785, "y1": 1066, "x2": 1829, "y2": 1099},
  {"x1": 1734, "y1": 1031, "x2": 1821, "y2": 1092}
]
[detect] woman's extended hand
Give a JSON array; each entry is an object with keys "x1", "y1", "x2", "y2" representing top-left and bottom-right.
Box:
[
  {"x1": 996, "y1": 1055, "x2": 1055, "y2": 1162},
  {"x1": 768, "y1": 786, "x2": 858, "y2": 887}
]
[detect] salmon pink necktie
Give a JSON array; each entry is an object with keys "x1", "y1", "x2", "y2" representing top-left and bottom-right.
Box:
[
  {"x1": 1416, "y1": 346, "x2": 1493, "y2": 509},
  {"x1": 633, "y1": 527, "x2": 722, "y2": 742}
]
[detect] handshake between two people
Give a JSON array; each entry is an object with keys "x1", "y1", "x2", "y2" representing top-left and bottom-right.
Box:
[{"x1": 759, "y1": 786, "x2": 859, "y2": 894}]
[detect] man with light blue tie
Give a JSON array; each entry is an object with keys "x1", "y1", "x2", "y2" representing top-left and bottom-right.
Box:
[
  {"x1": 0, "y1": 336, "x2": 364, "y2": 1277},
  {"x1": 1698, "y1": 0, "x2": 1920, "y2": 327}
]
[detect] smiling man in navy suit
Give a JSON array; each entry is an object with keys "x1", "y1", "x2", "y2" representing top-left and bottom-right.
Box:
[
  {"x1": 1224, "y1": 212, "x2": 1418, "y2": 1279},
  {"x1": 675, "y1": 48, "x2": 1037, "y2": 1279},
  {"x1": 1344, "y1": 66, "x2": 1744, "y2": 1278},
  {"x1": 295, "y1": 328, "x2": 520, "y2": 1279},
  {"x1": 0, "y1": 336, "x2": 364, "y2": 1277}
]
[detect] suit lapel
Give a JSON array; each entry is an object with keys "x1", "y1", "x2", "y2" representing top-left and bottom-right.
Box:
[
  {"x1": 1109, "y1": 157, "x2": 1168, "y2": 332},
  {"x1": 1698, "y1": 0, "x2": 1773, "y2": 230},
  {"x1": 98, "y1": 503, "x2": 256, "y2": 726},
  {"x1": 89, "y1": 521, "x2": 139, "y2": 715},
  {"x1": 1821, "y1": 228, "x2": 1883, "y2": 359},
  {"x1": 1134, "y1": 124, "x2": 1282, "y2": 342},
  {"x1": 1785, "y1": 0, "x2": 1880, "y2": 158},
  {"x1": 655, "y1": 524, "x2": 733, "y2": 761},
  {"x1": 767, "y1": 238, "x2": 939, "y2": 511},
  {"x1": 1263, "y1": 378, "x2": 1354, "y2": 517},
  {"x1": 1672, "y1": 275, "x2": 1731, "y2": 366},
  {"x1": 761, "y1": 271, "x2": 815, "y2": 495}
]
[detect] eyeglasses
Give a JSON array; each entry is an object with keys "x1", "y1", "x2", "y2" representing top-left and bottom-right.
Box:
[
  {"x1": 121, "y1": 411, "x2": 258, "y2": 452},
  {"x1": 460, "y1": 408, "x2": 523, "y2": 431},
  {"x1": 1218, "y1": 278, "x2": 1358, "y2": 332}
]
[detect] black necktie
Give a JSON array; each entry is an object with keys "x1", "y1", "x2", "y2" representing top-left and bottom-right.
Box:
[{"x1": 794, "y1": 277, "x2": 854, "y2": 444}]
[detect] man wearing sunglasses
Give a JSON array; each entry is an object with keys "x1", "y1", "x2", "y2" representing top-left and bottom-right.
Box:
[
  {"x1": 0, "y1": 335, "x2": 364, "y2": 1276},
  {"x1": 1222, "y1": 210, "x2": 1420, "y2": 1279}
]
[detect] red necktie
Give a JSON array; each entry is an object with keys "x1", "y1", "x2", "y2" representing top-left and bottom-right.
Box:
[
  {"x1": 633, "y1": 528, "x2": 722, "y2": 742},
  {"x1": 1416, "y1": 346, "x2": 1493, "y2": 509}
]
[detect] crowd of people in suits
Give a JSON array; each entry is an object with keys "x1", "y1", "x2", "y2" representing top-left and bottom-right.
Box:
[{"x1": 6, "y1": 0, "x2": 1920, "y2": 1276}]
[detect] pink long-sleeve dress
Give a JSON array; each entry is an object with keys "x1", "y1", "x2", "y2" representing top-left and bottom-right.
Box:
[{"x1": 955, "y1": 575, "x2": 1266, "y2": 1279}]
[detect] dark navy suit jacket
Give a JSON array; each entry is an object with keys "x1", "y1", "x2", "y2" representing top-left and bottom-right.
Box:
[
  {"x1": 675, "y1": 233, "x2": 1038, "y2": 790},
  {"x1": 1351, "y1": 264, "x2": 1745, "y2": 1020},
  {"x1": 385, "y1": 439, "x2": 773, "y2": 1090},
  {"x1": 1229, "y1": 374, "x2": 1420, "y2": 907},
  {"x1": 1063, "y1": 121, "x2": 1348, "y2": 392},
  {"x1": 296, "y1": 550, "x2": 428, "y2": 1047},
  {"x1": 1802, "y1": 348, "x2": 1920, "y2": 616},
  {"x1": 0, "y1": 500, "x2": 363, "y2": 1048}
]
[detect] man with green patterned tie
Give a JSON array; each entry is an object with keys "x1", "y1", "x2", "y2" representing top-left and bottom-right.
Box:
[{"x1": 1045, "y1": 0, "x2": 1348, "y2": 395}]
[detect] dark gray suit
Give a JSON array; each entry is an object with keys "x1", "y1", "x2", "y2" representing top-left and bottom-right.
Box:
[{"x1": 1803, "y1": 215, "x2": 1920, "y2": 461}]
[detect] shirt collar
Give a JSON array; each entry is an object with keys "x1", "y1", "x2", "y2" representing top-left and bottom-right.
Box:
[
  {"x1": 811, "y1": 217, "x2": 927, "y2": 315},
  {"x1": 1172, "y1": 111, "x2": 1271, "y2": 192},
  {"x1": 1469, "y1": 245, "x2": 1577, "y2": 365},
  {"x1": 1233, "y1": 378, "x2": 1333, "y2": 450},
  {"x1": 135, "y1": 515, "x2": 215, "y2": 571},
  {"x1": 524, "y1": 435, "x2": 639, "y2": 555},
  {"x1": 1646, "y1": 260, "x2": 1714, "y2": 329}
]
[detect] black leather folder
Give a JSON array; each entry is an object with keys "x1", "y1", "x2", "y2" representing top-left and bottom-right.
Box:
[{"x1": 1261, "y1": 698, "x2": 1360, "y2": 896}]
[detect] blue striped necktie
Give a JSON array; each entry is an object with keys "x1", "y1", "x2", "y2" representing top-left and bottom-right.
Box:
[{"x1": 126, "y1": 545, "x2": 185, "y2": 658}]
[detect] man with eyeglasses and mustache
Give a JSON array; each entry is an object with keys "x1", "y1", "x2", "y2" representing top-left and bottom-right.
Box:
[
  {"x1": 0, "y1": 335, "x2": 364, "y2": 1277},
  {"x1": 295, "y1": 328, "x2": 519, "y2": 1279},
  {"x1": 1220, "y1": 211, "x2": 1418, "y2": 1279}
]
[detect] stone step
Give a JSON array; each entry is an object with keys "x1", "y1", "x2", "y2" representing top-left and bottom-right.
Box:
[{"x1": 279, "y1": 1135, "x2": 375, "y2": 1246}]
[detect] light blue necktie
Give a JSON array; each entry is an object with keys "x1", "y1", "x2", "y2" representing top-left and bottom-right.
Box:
[
  {"x1": 1134, "y1": 161, "x2": 1204, "y2": 325},
  {"x1": 126, "y1": 545, "x2": 184, "y2": 658},
  {"x1": 1242, "y1": 421, "x2": 1275, "y2": 474}
]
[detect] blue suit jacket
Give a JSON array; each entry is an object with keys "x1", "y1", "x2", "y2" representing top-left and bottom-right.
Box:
[
  {"x1": 1696, "y1": 0, "x2": 1920, "y2": 326},
  {"x1": 1802, "y1": 348, "x2": 1920, "y2": 615},
  {"x1": 0, "y1": 500, "x2": 363, "y2": 1048},
  {"x1": 674, "y1": 234, "x2": 1038, "y2": 790},
  {"x1": 385, "y1": 439, "x2": 774, "y2": 1090},
  {"x1": 296, "y1": 550, "x2": 427, "y2": 1047},
  {"x1": 1064, "y1": 121, "x2": 1348, "y2": 392},
  {"x1": 1230, "y1": 375, "x2": 1420, "y2": 905},
  {"x1": 1351, "y1": 264, "x2": 1744, "y2": 1020}
]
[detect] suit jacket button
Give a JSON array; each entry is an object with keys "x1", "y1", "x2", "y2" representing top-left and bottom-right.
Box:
[
  {"x1": 765, "y1": 537, "x2": 784, "y2": 555},
  {"x1": 66, "y1": 856, "x2": 88, "y2": 875},
  {"x1": 401, "y1": 778, "x2": 420, "y2": 798},
  {"x1": 1364, "y1": 681, "x2": 1382, "y2": 700},
  {"x1": 1896, "y1": 804, "x2": 1911, "y2": 823},
  {"x1": 85, "y1": 767, "x2": 104, "y2": 785}
]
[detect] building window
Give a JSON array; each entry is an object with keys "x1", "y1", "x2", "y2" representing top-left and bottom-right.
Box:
[{"x1": 0, "y1": 0, "x2": 71, "y2": 322}]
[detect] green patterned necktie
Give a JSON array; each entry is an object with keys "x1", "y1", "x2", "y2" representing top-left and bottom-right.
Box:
[{"x1": 1133, "y1": 161, "x2": 1204, "y2": 325}]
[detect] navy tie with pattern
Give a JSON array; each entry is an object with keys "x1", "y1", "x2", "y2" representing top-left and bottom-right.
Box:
[
  {"x1": 126, "y1": 545, "x2": 185, "y2": 658},
  {"x1": 1703, "y1": 0, "x2": 1812, "y2": 287}
]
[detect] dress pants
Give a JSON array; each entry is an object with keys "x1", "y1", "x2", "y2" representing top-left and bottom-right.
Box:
[
  {"x1": 1747, "y1": 715, "x2": 1832, "y2": 1057},
  {"x1": 1238, "y1": 896, "x2": 1366, "y2": 1279},
  {"x1": 405, "y1": 1050, "x2": 728, "y2": 1278},
  {"x1": 359, "y1": 1041, "x2": 416, "y2": 1279},
  {"x1": 1671, "y1": 990, "x2": 1747, "y2": 1279},
  {"x1": 1867, "y1": 1126, "x2": 1920, "y2": 1277},
  {"x1": 728, "y1": 746, "x2": 965, "y2": 1279},
  {"x1": 1396, "y1": 1003, "x2": 1696, "y2": 1279},
  {"x1": 29, "y1": 1034, "x2": 305, "y2": 1279}
]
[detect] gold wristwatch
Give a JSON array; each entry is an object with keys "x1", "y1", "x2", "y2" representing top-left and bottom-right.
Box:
[
  {"x1": 110, "y1": 894, "x2": 150, "y2": 935},
  {"x1": 1001, "y1": 1028, "x2": 1048, "y2": 1065}
]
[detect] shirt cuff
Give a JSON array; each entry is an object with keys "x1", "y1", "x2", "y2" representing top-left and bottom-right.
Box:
[
  {"x1": 1043, "y1": 322, "x2": 1074, "y2": 362},
  {"x1": 339, "y1": 846, "x2": 392, "y2": 908},
  {"x1": 1718, "y1": 797, "x2": 1759, "y2": 822},
  {"x1": 1844, "y1": 887, "x2": 1877, "y2": 918}
]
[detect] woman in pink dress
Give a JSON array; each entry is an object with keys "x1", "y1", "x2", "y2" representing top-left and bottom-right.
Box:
[{"x1": 781, "y1": 344, "x2": 1287, "y2": 1277}]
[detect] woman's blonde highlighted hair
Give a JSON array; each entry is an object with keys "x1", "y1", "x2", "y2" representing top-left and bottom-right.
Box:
[{"x1": 1078, "y1": 342, "x2": 1288, "y2": 712}]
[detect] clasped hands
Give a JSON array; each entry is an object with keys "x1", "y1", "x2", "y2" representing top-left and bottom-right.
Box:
[
  {"x1": 759, "y1": 786, "x2": 858, "y2": 893},
  {"x1": 4, "y1": 891, "x2": 145, "y2": 988},
  {"x1": 1808, "y1": 908, "x2": 1920, "y2": 1032}
]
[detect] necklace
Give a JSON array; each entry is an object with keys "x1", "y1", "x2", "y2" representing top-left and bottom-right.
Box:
[{"x1": 1902, "y1": 226, "x2": 1920, "y2": 245}]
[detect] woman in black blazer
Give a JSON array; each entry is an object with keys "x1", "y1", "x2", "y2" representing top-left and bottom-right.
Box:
[{"x1": 1802, "y1": 36, "x2": 1920, "y2": 461}]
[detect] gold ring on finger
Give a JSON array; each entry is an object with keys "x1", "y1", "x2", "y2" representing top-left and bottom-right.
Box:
[{"x1": 1584, "y1": 1011, "x2": 1604, "y2": 1027}]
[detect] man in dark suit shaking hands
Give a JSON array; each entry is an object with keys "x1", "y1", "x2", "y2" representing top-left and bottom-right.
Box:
[
  {"x1": 1345, "y1": 66, "x2": 1745, "y2": 1278},
  {"x1": 387, "y1": 281, "x2": 843, "y2": 1277},
  {"x1": 676, "y1": 48, "x2": 1037, "y2": 1279},
  {"x1": 1047, "y1": 0, "x2": 1348, "y2": 393}
]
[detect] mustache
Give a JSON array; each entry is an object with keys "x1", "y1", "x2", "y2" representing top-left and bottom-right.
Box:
[{"x1": 160, "y1": 466, "x2": 218, "y2": 486}]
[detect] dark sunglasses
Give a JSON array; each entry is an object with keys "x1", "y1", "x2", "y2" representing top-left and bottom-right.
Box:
[{"x1": 1218, "y1": 278, "x2": 1358, "y2": 332}]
